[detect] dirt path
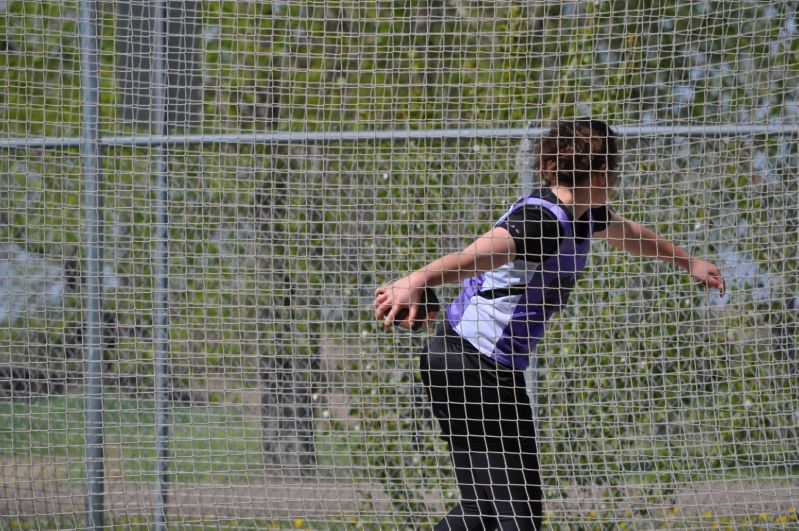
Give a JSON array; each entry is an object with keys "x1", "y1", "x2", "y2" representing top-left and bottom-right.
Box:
[
  {"x1": 0, "y1": 455, "x2": 392, "y2": 521},
  {"x1": 1, "y1": 455, "x2": 796, "y2": 523}
]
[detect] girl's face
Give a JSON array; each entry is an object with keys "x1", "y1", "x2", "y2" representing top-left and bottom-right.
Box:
[
  {"x1": 607, "y1": 170, "x2": 619, "y2": 189},
  {"x1": 589, "y1": 169, "x2": 618, "y2": 205}
]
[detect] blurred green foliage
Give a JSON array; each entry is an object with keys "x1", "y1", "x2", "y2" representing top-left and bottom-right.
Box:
[{"x1": 0, "y1": 0, "x2": 797, "y2": 527}]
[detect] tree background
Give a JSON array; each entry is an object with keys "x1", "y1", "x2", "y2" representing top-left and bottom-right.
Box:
[{"x1": 0, "y1": 0, "x2": 797, "y2": 527}]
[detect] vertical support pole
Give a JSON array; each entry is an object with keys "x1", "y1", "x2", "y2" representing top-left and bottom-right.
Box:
[
  {"x1": 518, "y1": 121, "x2": 537, "y2": 196},
  {"x1": 519, "y1": 123, "x2": 541, "y2": 428},
  {"x1": 152, "y1": 1, "x2": 171, "y2": 529},
  {"x1": 79, "y1": 1, "x2": 105, "y2": 529}
]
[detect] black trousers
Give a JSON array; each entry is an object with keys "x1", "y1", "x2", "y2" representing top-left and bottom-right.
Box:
[{"x1": 419, "y1": 326, "x2": 543, "y2": 531}]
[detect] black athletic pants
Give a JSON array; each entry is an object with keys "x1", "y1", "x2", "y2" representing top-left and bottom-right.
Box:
[{"x1": 420, "y1": 325, "x2": 543, "y2": 531}]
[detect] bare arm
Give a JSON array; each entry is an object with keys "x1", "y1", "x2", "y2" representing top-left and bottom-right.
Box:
[
  {"x1": 374, "y1": 227, "x2": 516, "y2": 328},
  {"x1": 595, "y1": 211, "x2": 725, "y2": 294}
]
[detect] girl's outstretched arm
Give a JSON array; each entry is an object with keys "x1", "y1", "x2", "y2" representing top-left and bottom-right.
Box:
[
  {"x1": 374, "y1": 227, "x2": 516, "y2": 329},
  {"x1": 595, "y1": 211, "x2": 725, "y2": 294}
]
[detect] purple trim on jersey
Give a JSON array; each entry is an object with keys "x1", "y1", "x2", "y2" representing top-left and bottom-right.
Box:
[{"x1": 446, "y1": 195, "x2": 595, "y2": 370}]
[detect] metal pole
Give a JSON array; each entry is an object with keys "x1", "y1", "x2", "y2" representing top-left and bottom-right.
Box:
[
  {"x1": 153, "y1": 1, "x2": 171, "y2": 529},
  {"x1": 3, "y1": 123, "x2": 799, "y2": 150},
  {"x1": 79, "y1": 1, "x2": 104, "y2": 529},
  {"x1": 519, "y1": 123, "x2": 541, "y2": 432},
  {"x1": 518, "y1": 122, "x2": 538, "y2": 196}
]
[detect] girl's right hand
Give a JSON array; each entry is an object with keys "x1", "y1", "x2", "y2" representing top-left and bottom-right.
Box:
[{"x1": 374, "y1": 277, "x2": 421, "y2": 329}]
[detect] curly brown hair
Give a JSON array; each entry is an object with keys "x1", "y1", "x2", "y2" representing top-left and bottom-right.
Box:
[{"x1": 535, "y1": 119, "x2": 619, "y2": 187}]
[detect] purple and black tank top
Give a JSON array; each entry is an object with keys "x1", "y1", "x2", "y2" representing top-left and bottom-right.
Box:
[{"x1": 446, "y1": 195, "x2": 597, "y2": 371}]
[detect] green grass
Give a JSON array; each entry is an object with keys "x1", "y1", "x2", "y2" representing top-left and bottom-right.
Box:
[
  {"x1": 0, "y1": 515, "x2": 355, "y2": 531},
  {"x1": 0, "y1": 393, "x2": 265, "y2": 484},
  {"x1": 0, "y1": 511, "x2": 796, "y2": 531},
  {"x1": 1, "y1": 394, "x2": 796, "y2": 529}
]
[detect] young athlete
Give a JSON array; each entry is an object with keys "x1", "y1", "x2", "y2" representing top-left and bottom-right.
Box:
[{"x1": 374, "y1": 119, "x2": 725, "y2": 530}]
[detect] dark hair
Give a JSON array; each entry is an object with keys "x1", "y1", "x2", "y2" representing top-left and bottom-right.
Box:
[{"x1": 535, "y1": 119, "x2": 619, "y2": 187}]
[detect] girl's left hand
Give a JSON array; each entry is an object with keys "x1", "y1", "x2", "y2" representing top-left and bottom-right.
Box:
[{"x1": 689, "y1": 257, "x2": 725, "y2": 295}]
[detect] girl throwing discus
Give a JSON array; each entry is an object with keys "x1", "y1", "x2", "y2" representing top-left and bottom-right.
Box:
[{"x1": 374, "y1": 119, "x2": 724, "y2": 530}]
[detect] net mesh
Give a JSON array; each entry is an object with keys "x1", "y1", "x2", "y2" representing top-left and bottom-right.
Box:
[{"x1": 1, "y1": 1, "x2": 797, "y2": 528}]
